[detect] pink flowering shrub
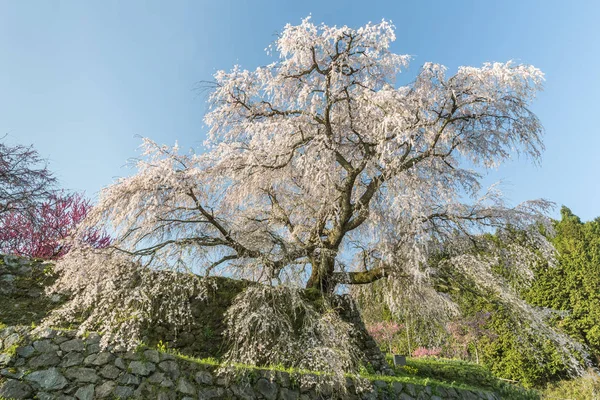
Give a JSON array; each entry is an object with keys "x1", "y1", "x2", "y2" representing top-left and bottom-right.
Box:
[
  {"x1": 0, "y1": 192, "x2": 110, "y2": 259},
  {"x1": 412, "y1": 346, "x2": 442, "y2": 358},
  {"x1": 367, "y1": 321, "x2": 403, "y2": 352}
]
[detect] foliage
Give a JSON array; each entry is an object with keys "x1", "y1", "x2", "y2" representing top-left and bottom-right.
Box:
[
  {"x1": 476, "y1": 306, "x2": 572, "y2": 388},
  {"x1": 446, "y1": 311, "x2": 495, "y2": 362},
  {"x1": 0, "y1": 192, "x2": 110, "y2": 259},
  {"x1": 525, "y1": 207, "x2": 600, "y2": 360},
  {"x1": 0, "y1": 138, "x2": 56, "y2": 218},
  {"x1": 48, "y1": 16, "x2": 560, "y2": 378},
  {"x1": 454, "y1": 208, "x2": 600, "y2": 387}
]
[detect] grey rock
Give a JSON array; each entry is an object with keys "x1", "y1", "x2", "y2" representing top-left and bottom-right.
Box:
[
  {"x1": 60, "y1": 351, "x2": 84, "y2": 368},
  {"x1": 361, "y1": 391, "x2": 378, "y2": 400},
  {"x1": 65, "y1": 367, "x2": 100, "y2": 383},
  {"x1": 25, "y1": 368, "x2": 68, "y2": 390},
  {"x1": 1, "y1": 367, "x2": 25, "y2": 379},
  {"x1": 176, "y1": 377, "x2": 196, "y2": 395},
  {"x1": 113, "y1": 385, "x2": 134, "y2": 398},
  {"x1": 16, "y1": 345, "x2": 35, "y2": 358},
  {"x1": 255, "y1": 378, "x2": 278, "y2": 400},
  {"x1": 86, "y1": 332, "x2": 101, "y2": 344},
  {"x1": 87, "y1": 343, "x2": 100, "y2": 354},
  {"x1": 199, "y1": 387, "x2": 226, "y2": 399},
  {"x1": 99, "y1": 364, "x2": 121, "y2": 379},
  {"x1": 157, "y1": 391, "x2": 176, "y2": 400},
  {"x1": 129, "y1": 360, "x2": 156, "y2": 376},
  {"x1": 279, "y1": 387, "x2": 300, "y2": 400},
  {"x1": 75, "y1": 384, "x2": 95, "y2": 400},
  {"x1": 119, "y1": 373, "x2": 141, "y2": 386},
  {"x1": 92, "y1": 352, "x2": 114, "y2": 366},
  {"x1": 231, "y1": 383, "x2": 257, "y2": 400},
  {"x1": 60, "y1": 338, "x2": 85, "y2": 352},
  {"x1": 28, "y1": 352, "x2": 61, "y2": 368},
  {"x1": 160, "y1": 378, "x2": 174, "y2": 388},
  {"x1": 33, "y1": 339, "x2": 59, "y2": 353},
  {"x1": 405, "y1": 383, "x2": 417, "y2": 397},
  {"x1": 374, "y1": 380, "x2": 388, "y2": 389},
  {"x1": 0, "y1": 326, "x2": 15, "y2": 339},
  {"x1": 143, "y1": 349, "x2": 160, "y2": 363},
  {"x1": 0, "y1": 353, "x2": 13, "y2": 366},
  {"x1": 0, "y1": 379, "x2": 33, "y2": 399},
  {"x1": 34, "y1": 392, "x2": 55, "y2": 400},
  {"x1": 158, "y1": 360, "x2": 180, "y2": 378},
  {"x1": 392, "y1": 381, "x2": 403, "y2": 393},
  {"x1": 123, "y1": 350, "x2": 140, "y2": 360},
  {"x1": 114, "y1": 357, "x2": 127, "y2": 369},
  {"x1": 35, "y1": 328, "x2": 57, "y2": 339},
  {"x1": 195, "y1": 370, "x2": 213, "y2": 385},
  {"x1": 52, "y1": 333, "x2": 72, "y2": 344},
  {"x1": 95, "y1": 380, "x2": 116, "y2": 398},
  {"x1": 216, "y1": 375, "x2": 230, "y2": 386},
  {"x1": 148, "y1": 371, "x2": 166, "y2": 384},
  {"x1": 4, "y1": 333, "x2": 21, "y2": 348},
  {"x1": 83, "y1": 353, "x2": 97, "y2": 365},
  {"x1": 133, "y1": 381, "x2": 156, "y2": 398},
  {"x1": 159, "y1": 352, "x2": 175, "y2": 361}
]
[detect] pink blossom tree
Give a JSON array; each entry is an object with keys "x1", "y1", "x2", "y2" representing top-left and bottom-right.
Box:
[
  {"x1": 412, "y1": 347, "x2": 442, "y2": 358},
  {"x1": 0, "y1": 192, "x2": 110, "y2": 259},
  {"x1": 367, "y1": 321, "x2": 402, "y2": 353}
]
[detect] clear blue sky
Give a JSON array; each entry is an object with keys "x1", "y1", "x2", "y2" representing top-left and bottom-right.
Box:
[{"x1": 1, "y1": 0, "x2": 598, "y2": 221}]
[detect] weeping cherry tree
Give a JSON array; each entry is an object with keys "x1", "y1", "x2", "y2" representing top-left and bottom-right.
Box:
[{"x1": 46, "y1": 17, "x2": 586, "y2": 380}]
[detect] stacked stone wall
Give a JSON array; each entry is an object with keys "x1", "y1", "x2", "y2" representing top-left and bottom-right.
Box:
[{"x1": 0, "y1": 326, "x2": 499, "y2": 400}]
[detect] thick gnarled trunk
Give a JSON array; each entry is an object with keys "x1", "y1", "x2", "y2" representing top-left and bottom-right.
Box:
[{"x1": 306, "y1": 253, "x2": 337, "y2": 293}]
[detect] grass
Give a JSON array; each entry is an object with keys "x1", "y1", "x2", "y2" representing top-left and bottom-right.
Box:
[
  {"x1": 386, "y1": 355, "x2": 540, "y2": 400},
  {"x1": 541, "y1": 371, "x2": 600, "y2": 400},
  {"x1": 147, "y1": 343, "x2": 538, "y2": 399}
]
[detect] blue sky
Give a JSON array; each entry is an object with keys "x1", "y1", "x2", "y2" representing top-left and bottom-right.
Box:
[{"x1": 1, "y1": 0, "x2": 598, "y2": 221}]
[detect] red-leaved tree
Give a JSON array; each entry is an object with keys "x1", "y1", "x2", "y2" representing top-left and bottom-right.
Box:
[{"x1": 0, "y1": 192, "x2": 110, "y2": 259}]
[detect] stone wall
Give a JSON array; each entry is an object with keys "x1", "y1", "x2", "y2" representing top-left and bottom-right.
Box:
[
  {"x1": 0, "y1": 326, "x2": 500, "y2": 400},
  {"x1": 0, "y1": 255, "x2": 391, "y2": 375},
  {"x1": 0, "y1": 255, "x2": 62, "y2": 328}
]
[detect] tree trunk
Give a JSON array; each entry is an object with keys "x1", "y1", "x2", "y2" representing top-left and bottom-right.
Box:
[{"x1": 306, "y1": 252, "x2": 336, "y2": 293}]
